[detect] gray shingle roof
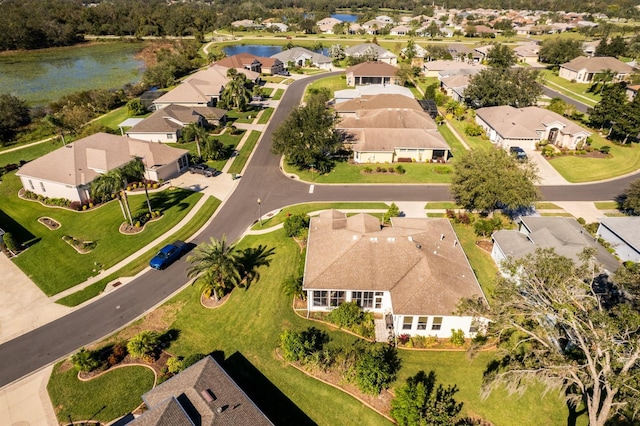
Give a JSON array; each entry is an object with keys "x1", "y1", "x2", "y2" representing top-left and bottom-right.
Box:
[
  {"x1": 303, "y1": 211, "x2": 486, "y2": 315},
  {"x1": 334, "y1": 94, "x2": 422, "y2": 113},
  {"x1": 336, "y1": 108, "x2": 438, "y2": 130},
  {"x1": 599, "y1": 217, "x2": 640, "y2": 253},
  {"x1": 561, "y1": 56, "x2": 635, "y2": 73},
  {"x1": 345, "y1": 43, "x2": 397, "y2": 59},
  {"x1": 271, "y1": 47, "x2": 332, "y2": 64},
  {"x1": 127, "y1": 105, "x2": 226, "y2": 134}
]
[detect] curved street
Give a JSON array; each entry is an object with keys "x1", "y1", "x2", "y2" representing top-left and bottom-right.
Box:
[{"x1": 0, "y1": 72, "x2": 638, "y2": 388}]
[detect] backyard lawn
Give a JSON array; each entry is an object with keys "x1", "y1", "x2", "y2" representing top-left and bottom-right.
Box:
[
  {"x1": 283, "y1": 161, "x2": 455, "y2": 184},
  {"x1": 548, "y1": 134, "x2": 640, "y2": 183},
  {"x1": 0, "y1": 139, "x2": 65, "y2": 168},
  {"x1": 1, "y1": 172, "x2": 203, "y2": 295},
  {"x1": 52, "y1": 226, "x2": 581, "y2": 425},
  {"x1": 304, "y1": 74, "x2": 348, "y2": 101}
]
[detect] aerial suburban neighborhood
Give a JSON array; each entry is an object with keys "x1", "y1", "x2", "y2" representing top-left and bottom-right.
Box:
[{"x1": 1, "y1": 0, "x2": 640, "y2": 425}]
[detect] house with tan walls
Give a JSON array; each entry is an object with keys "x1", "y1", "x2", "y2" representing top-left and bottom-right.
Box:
[
  {"x1": 303, "y1": 210, "x2": 489, "y2": 341},
  {"x1": 559, "y1": 56, "x2": 635, "y2": 83},
  {"x1": 126, "y1": 105, "x2": 227, "y2": 143},
  {"x1": 345, "y1": 61, "x2": 399, "y2": 87},
  {"x1": 475, "y1": 105, "x2": 592, "y2": 151},
  {"x1": 16, "y1": 133, "x2": 189, "y2": 203},
  {"x1": 334, "y1": 94, "x2": 421, "y2": 117}
]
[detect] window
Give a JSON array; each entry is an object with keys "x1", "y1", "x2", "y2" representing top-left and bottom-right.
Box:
[
  {"x1": 374, "y1": 292, "x2": 384, "y2": 309},
  {"x1": 417, "y1": 317, "x2": 428, "y2": 330},
  {"x1": 313, "y1": 291, "x2": 327, "y2": 307},
  {"x1": 178, "y1": 155, "x2": 188, "y2": 169},
  {"x1": 402, "y1": 316, "x2": 413, "y2": 330},
  {"x1": 432, "y1": 316, "x2": 442, "y2": 331},
  {"x1": 166, "y1": 134, "x2": 174, "y2": 139},
  {"x1": 329, "y1": 291, "x2": 345, "y2": 307},
  {"x1": 28, "y1": 180, "x2": 34, "y2": 190},
  {"x1": 40, "y1": 182, "x2": 46, "y2": 192},
  {"x1": 469, "y1": 324, "x2": 477, "y2": 333},
  {"x1": 352, "y1": 291, "x2": 374, "y2": 308}
]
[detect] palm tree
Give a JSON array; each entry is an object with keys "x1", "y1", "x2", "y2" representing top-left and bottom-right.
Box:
[
  {"x1": 220, "y1": 70, "x2": 252, "y2": 111},
  {"x1": 235, "y1": 245, "x2": 275, "y2": 289},
  {"x1": 90, "y1": 169, "x2": 132, "y2": 225},
  {"x1": 122, "y1": 157, "x2": 152, "y2": 214},
  {"x1": 187, "y1": 236, "x2": 241, "y2": 301},
  {"x1": 182, "y1": 122, "x2": 207, "y2": 158}
]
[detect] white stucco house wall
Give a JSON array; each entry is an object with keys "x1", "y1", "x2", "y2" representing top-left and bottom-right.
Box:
[
  {"x1": 16, "y1": 133, "x2": 189, "y2": 203},
  {"x1": 271, "y1": 47, "x2": 333, "y2": 69},
  {"x1": 559, "y1": 56, "x2": 635, "y2": 83},
  {"x1": 303, "y1": 210, "x2": 489, "y2": 340},
  {"x1": 596, "y1": 217, "x2": 640, "y2": 263},
  {"x1": 345, "y1": 43, "x2": 398, "y2": 65}
]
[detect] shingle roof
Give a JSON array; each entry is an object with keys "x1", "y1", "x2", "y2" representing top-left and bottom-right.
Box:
[
  {"x1": 16, "y1": 133, "x2": 188, "y2": 186},
  {"x1": 561, "y1": 56, "x2": 635, "y2": 73},
  {"x1": 127, "y1": 105, "x2": 226, "y2": 134},
  {"x1": 424, "y1": 60, "x2": 485, "y2": 72},
  {"x1": 493, "y1": 217, "x2": 619, "y2": 273},
  {"x1": 476, "y1": 106, "x2": 591, "y2": 139},
  {"x1": 334, "y1": 94, "x2": 422, "y2": 113},
  {"x1": 303, "y1": 211, "x2": 486, "y2": 315},
  {"x1": 346, "y1": 61, "x2": 398, "y2": 77},
  {"x1": 215, "y1": 53, "x2": 261, "y2": 69},
  {"x1": 270, "y1": 47, "x2": 332, "y2": 64},
  {"x1": 599, "y1": 217, "x2": 640, "y2": 253},
  {"x1": 345, "y1": 128, "x2": 450, "y2": 152},
  {"x1": 131, "y1": 356, "x2": 273, "y2": 426},
  {"x1": 345, "y1": 43, "x2": 397, "y2": 59},
  {"x1": 336, "y1": 108, "x2": 438, "y2": 130}
]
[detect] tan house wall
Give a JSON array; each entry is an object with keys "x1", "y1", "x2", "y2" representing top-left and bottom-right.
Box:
[
  {"x1": 20, "y1": 176, "x2": 87, "y2": 202},
  {"x1": 125, "y1": 132, "x2": 179, "y2": 143}
]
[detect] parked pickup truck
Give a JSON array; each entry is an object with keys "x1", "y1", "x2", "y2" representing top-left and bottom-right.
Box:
[
  {"x1": 149, "y1": 240, "x2": 187, "y2": 270},
  {"x1": 188, "y1": 164, "x2": 217, "y2": 177}
]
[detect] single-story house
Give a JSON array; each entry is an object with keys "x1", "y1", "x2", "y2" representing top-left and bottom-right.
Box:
[
  {"x1": 475, "y1": 105, "x2": 592, "y2": 151},
  {"x1": 440, "y1": 74, "x2": 472, "y2": 102},
  {"x1": 303, "y1": 210, "x2": 488, "y2": 340},
  {"x1": 361, "y1": 20, "x2": 388, "y2": 35},
  {"x1": 513, "y1": 42, "x2": 540, "y2": 64},
  {"x1": 125, "y1": 105, "x2": 227, "y2": 143},
  {"x1": 596, "y1": 217, "x2": 640, "y2": 263},
  {"x1": 559, "y1": 56, "x2": 635, "y2": 83},
  {"x1": 271, "y1": 47, "x2": 332, "y2": 69},
  {"x1": 215, "y1": 53, "x2": 284, "y2": 75},
  {"x1": 334, "y1": 85, "x2": 414, "y2": 104},
  {"x1": 128, "y1": 355, "x2": 273, "y2": 426},
  {"x1": 626, "y1": 84, "x2": 640, "y2": 101},
  {"x1": 582, "y1": 40, "x2": 600, "y2": 57},
  {"x1": 345, "y1": 43, "x2": 398, "y2": 65},
  {"x1": 445, "y1": 43, "x2": 480, "y2": 62},
  {"x1": 390, "y1": 25, "x2": 411, "y2": 36},
  {"x1": 316, "y1": 17, "x2": 342, "y2": 33},
  {"x1": 492, "y1": 217, "x2": 620, "y2": 276},
  {"x1": 423, "y1": 60, "x2": 485, "y2": 77},
  {"x1": 473, "y1": 44, "x2": 494, "y2": 60},
  {"x1": 337, "y1": 108, "x2": 439, "y2": 132},
  {"x1": 266, "y1": 22, "x2": 288, "y2": 32},
  {"x1": 334, "y1": 94, "x2": 421, "y2": 117},
  {"x1": 152, "y1": 65, "x2": 258, "y2": 110},
  {"x1": 231, "y1": 19, "x2": 263, "y2": 29},
  {"x1": 345, "y1": 61, "x2": 399, "y2": 87},
  {"x1": 16, "y1": 133, "x2": 189, "y2": 203},
  {"x1": 344, "y1": 128, "x2": 451, "y2": 163}
]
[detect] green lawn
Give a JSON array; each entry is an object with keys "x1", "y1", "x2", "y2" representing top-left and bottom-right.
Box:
[
  {"x1": 595, "y1": 201, "x2": 619, "y2": 210},
  {"x1": 304, "y1": 75, "x2": 349, "y2": 101},
  {"x1": 437, "y1": 122, "x2": 468, "y2": 159},
  {"x1": 446, "y1": 117, "x2": 493, "y2": 151},
  {"x1": 48, "y1": 364, "x2": 154, "y2": 424},
  {"x1": 251, "y1": 202, "x2": 390, "y2": 230},
  {"x1": 272, "y1": 88, "x2": 284, "y2": 100},
  {"x1": 227, "y1": 131, "x2": 260, "y2": 175},
  {"x1": 168, "y1": 130, "x2": 245, "y2": 171},
  {"x1": 57, "y1": 196, "x2": 221, "y2": 307},
  {"x1": 95, "y1": 107, "x2": 150, "y2": 132},
  {"x1": 1, "y1": 172, "x2": 203, "y2": 295},
  {"x1": 262, "y1": 76, "x2": 286, "y2": 84},
  {"x1": 283, "y1": 161, "x2": 455, "y2": 184},
  {"x1": 548, "y1": 134, "x2": 640, "y2": 182},
  {"x1": 226, "y1": 107, "x2": 262, "y2": 124},
  {"x1": 539, "y1": 69, "x2": 600, "y2": 106},
  {"x1": 261, "y1": 87, "x2": 274, "y2": 97},
  {"x1": 51, "y1": 226, "x2": 579, "y2": 425},
  {"x1": 257, "y1": 107, "x2": 274, "y2": 124},
  {"x1": 0, "y1": 139, "x2": 65, "y2": 168},
  {"x1": 425, "y1": 202, "x2": 460, "y2": 209},
  {"x1": 536, "y1": 202, "x2": 563, "y2": 210}
]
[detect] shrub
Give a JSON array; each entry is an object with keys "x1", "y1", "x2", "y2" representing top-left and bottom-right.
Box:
[
  {"x1": 282, "y1": 274, "x2": 304, "y2": 299},
  {"x1": 474, "y1": 217, "x2": 503, "y2": 237},
  {"x1": 455, "y1": 212, "x2": 471, "y2": 225},
  {"x1": 388, "y1": 166, "x2": 395, "y2": 173},
  {"x1": 182, "y1": 353, "x2": 206, "y2": 369},
  {"x1": 464, "y1": 123, "x2": 484, "y2": 137},
  {"x1": 599, "y1": 145, "x2": 611, "y2": 155},
  {"x1": 3, "y1": 232, "x2": 19, "y2": 252},
  {"x1": 127, "y1": 331, "x2": 160, "y2": 360},
  {"x1": 376, "y1": 166, "x2": 383, "y2": 173},
  {"x1": 395, "y1": 165, "x2": 406, "y2": 174},
  {"x1": 445, "y1": 209, "x2": 456, "y2": 219},
  {"x1": 397, "y1": 334, "x2": 410, "y2": 345},
  {"x1": 363, "y1": 166, "x2": 373, "y2": 173},
  {"x1": 283, "y1": 213, "x2": 309, "y2": 238},
  {"x1": 383, "y1": 202, "x2": 401, "y2": 225},
  {"x1": 166, "y1": 357, "x2": 184, "y2": 374},
  {"x1": 434, "y1": 165, "x2": 452, "y2": 174},
  {"x1": 71, "y1": 348, "x2": 101, "y2": 373},
  {"x1": 280, "y1": 327, "x2": 328, "y2": 363},
  {"x1": 354, "y1": 344, "x2": 401, "y2": 395},
  {"x1": 328, "y1": 301, "x2": 365, "y2": 328},
  {"x1": 450, "y1": 329, "x2": 466, "y2": 346},
  {"x1": 577, "y1": 217, "x2": 586, "y2": 225},
  {"x1": 542, "y1": 145, "x2": 555, "y2": 157}
]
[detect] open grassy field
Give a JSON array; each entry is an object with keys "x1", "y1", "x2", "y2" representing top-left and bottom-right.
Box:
[
  {"x1": 548, "y1": 133, "x2": 640, "y2": 183},
  {"x1": 1, "y1": 172, "x2": 202, "y2": 295},
  {"x1": 51, "y1": 225, "x2": 581, "y2": 425}
]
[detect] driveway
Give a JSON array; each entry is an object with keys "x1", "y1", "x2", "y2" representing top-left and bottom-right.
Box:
[{"x1": 170, "y1": 170, "x2": 238, "y2": 201}]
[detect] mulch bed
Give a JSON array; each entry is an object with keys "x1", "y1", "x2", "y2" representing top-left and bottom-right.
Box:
[
  {"x1": 200, "y1": 292, "x2": 231, "y2": 309},
  {"x1": 38, "y1": 216, "x2": 61, "y2": 230},
  {"x1": 119, "y1": 216, "x2": 162, "y2": 235},
  {"x1": 77, "y1": 351, "x2": 171, "y2": 382},
  {"x1": 476, "y1": 239, "x2": 493, "y2": 253}
]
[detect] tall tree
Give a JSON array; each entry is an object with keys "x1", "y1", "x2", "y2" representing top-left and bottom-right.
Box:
[
  {"x1": 451, "y1": 148, "x2": 539, "y2": 215},
  {"x1": 621, "y1": 178, "x2": 640, "y2": 215},
  {"x1": 464, "y1": 68, "x2": 543, "y2": 108},
  {"x1": 459, "y1": 248, "x2": 640, "y2": 426},
  {"x1": 90, "y1": 168, "x2": 133, "y2": 225},
  {"x1": 0, "y1": 94, "x2": 30, "y2": 144},
  {"x1": 485, "y1": 43, "x2": 516, "y2": 68},
  {"x1": 271, "y1": 92, "x2": 341, "y2": 173},
  {"x1": 219, "y1": 69, "x2": 252, "y2": 111},
  {"x1": 588, "y1": 83, "x2": 628, "y2": 133},
  {"x1": 390, "y1": 371, "x2": 463, "y2": 426},
  {"x1": 186, "y1": 236, "x2": 241, "y2": 301},
  {"x1": 538, "y1": 38, "x2": 583, "y2": 66},
  {"x1": 122, "y1": 157, "x2": 152, "y2": 214}
]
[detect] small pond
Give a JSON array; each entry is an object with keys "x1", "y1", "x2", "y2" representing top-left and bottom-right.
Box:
[
  {"x1": 223, "y1": 44, "x2": 329, "y2": 58},
  {"x1": 331, "y1": 13, "x2": 358, "y2": 22}
]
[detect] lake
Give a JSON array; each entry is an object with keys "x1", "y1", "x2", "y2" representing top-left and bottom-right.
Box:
[
  {"x1": 0, "y1": 42, "x2": 144, "y2": 106},
  {"x1": 331, "y1": 13, "x2": 358, "y2": 22},
  {"x1": 223, "y1": 44, "x2": 330, "y2": 58}
]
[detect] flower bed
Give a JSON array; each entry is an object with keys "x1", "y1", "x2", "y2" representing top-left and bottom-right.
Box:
[{"x1": 38, "y1": 216, "x2": 61, "y2": 230}]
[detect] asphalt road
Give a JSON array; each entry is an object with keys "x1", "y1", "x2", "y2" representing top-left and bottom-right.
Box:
[
  {"x1": 0, "y1": 73, "x2": 637, "y2": 388},
  {"x1": 542, "y1": 85, "x2": 590, "y2": 113}
]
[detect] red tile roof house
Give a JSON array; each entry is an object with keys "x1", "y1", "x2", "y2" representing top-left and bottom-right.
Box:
[
  {"x1": 559, "y1": 56, "x2": 636, "y2": 83},
  {"x1": 475, "y1": 105, "x2": 592, "y2": 151},
  {"x1": 303, "y1": 210, "x2": 489, "y2": 341},
  {"x1": 16, "y1": 133, "x2": 189, "y2": 203},
  {"x1": 345, "y1": 61, "x2": 399, "y2": 87}
]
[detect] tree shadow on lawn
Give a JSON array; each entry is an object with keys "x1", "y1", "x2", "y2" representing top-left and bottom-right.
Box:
[
  {"x1": 223, "y1": 351, "x2": 316, "y2": 426},
  {"x1": 0, "y1": 208, "x2": 37, "y2": 247},
  {"x1": 149, "y1": 188, "x2": 194, "y2": 213}
]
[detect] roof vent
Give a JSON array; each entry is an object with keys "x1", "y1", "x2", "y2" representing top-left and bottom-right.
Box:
[
  {"x1": 440, "y1": 234, "x2": 445, "y2": 240},
  {"x1": 408, "y1": 236, "x2": 413, "y2": 242},
  {"x1": 353, "y1": 235, "x2": 358, "y2": 240},
  {"x1": 370, "y1": 237, "x2": 378, "y2": 242},
  {"x1": 416, "y1": 243, "x2": 422, "y2": 249},
  {"x1": 454, "y1": 240, "x2": 458, "y2": 247}
]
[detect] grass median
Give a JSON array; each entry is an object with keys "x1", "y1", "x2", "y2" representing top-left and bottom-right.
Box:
[{"x1": 227, "y1": 130, "x2": 260, "y2": 175}]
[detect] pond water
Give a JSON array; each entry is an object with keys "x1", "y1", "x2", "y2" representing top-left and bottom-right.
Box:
[
  {"x1": 0, "y1": 42, "x2": 144, "y2": 106},
  {"x1": 331, "y1": 13, "x2": 358, "y2": 22},
  {"x1": 223, "y1": 44, "x2": 330, "y2": 58}
]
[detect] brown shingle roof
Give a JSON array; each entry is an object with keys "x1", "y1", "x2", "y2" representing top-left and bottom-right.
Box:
[
  {"x1": 131, "y1": 356, "x2": 273, "y2": 426},
  {"x1": 334, "y1": 94, "x2": 422, "y2": 113},
  {"x1": 346, "y1": 61, "x2": 398, "y2": 77},
  {"x1": 215, "y1": 53, "x2": 261, "y2": 69},
  {"x1": 337, "y1": 108, "x2": 438, "y2": 130},
  {"x1": 345, "y1": 128, "x2": 449, "y2": 152},
  {"x1": 127, "y1": 105, "x2": 226, "y2": 134},
  {"x1": 561, "y1": 55, "x2": 635, "y2": 73},
  {"x1": 304, "y1": 212, "x2": 485, "y2": 315},
  {"x1": 16, "y1": 133, "x2": 188, "y2": 186}
]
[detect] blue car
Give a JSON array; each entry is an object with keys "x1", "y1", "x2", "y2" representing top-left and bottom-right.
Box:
[{"x1": 149, "y1": 240, "x2": 187, "y2": 270}]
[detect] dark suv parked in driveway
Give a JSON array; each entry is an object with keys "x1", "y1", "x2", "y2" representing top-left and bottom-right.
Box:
[
  {"x1": 509, "y1": 146, "x2": 527, "y2": 161},
  {"x1": 188, "y1": 164, "x2": 217, "y2": 177}
]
